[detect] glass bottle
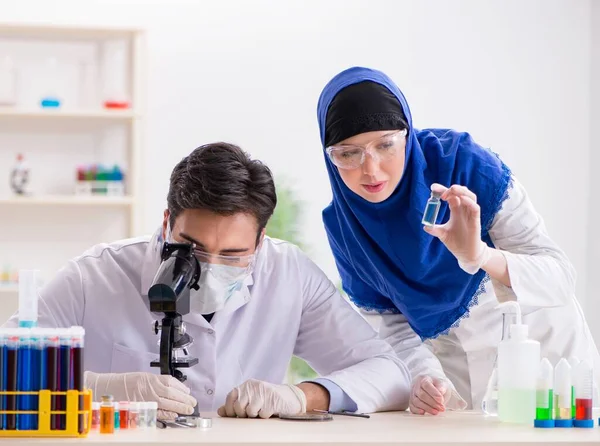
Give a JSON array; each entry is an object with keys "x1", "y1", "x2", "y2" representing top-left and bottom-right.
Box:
[{"x1": 422, "y1": 191, "x2": 442, "y2": 226}]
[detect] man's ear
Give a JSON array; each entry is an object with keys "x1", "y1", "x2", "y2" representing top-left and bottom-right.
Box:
[{"x1": 162, "y1": 210, "x2": 169, "y2": 240}]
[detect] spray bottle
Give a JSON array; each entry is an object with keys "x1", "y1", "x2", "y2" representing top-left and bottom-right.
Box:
[{"x1": 497, "y1": 301, "x2": 541, "y2": 424}]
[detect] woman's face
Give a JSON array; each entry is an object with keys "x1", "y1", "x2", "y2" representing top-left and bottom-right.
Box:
[{"x1": 327, "y1": 129, "x2": 407, "y2": 203}]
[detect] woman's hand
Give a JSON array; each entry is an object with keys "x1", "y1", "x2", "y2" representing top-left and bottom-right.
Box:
[
  {"x1": 409, "y1": 376, "x2": 449, "y2": 415},
  {"x1": 423, "y1": 184, "x2": 490, "y2": 274}
]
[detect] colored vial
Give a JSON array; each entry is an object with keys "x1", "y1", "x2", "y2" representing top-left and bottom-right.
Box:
[
  {"x1": 16, "y1": 328, "x2": 33, "y2": 430},
  {"x1": 102, "y1": 40, "x2": 130, "y2": 109},
  {"x1": 91, "y1": 402, "x2": 100, "y2": 429},
  {"x1": 554, "y1": 359, "x2": 573, "y2": 427},
  {"x1": 0, "y1": 329, "x2": 6, "y2": 430},
  {"x1": 534, "y1": 358, "x2": 554, "y2": 428},
  {"x1": 40, "y1": 57, "x2": 61, "y2": 108},
  {"x1": 43, "y1": 329, "x2": 59, "y2": 431},
  {"x1": 113, "y1": 402, "x2": 120, "y2": 429},
  {"x1": 99, "y1": 395, "x2": 115, "y2": 434},
  {"x1": 5, "y1": 332, "x2": 18, "y2": 431},
  {"x1": 147, "y1": 402, "x2": 157, "y2": 428},
  {"x1": 57, "y1": 329, "x2": 71, "y2": 430},
  {"x1": 29, "y1": 328, "x2": 45, "y2": 430},
  {"x1": 128, "y1": 402, "x2": 139, "y2": 429},
  {"x1": 422, "y1": 190, "x2": 442, "y2": 226},
  {"x1": 138, "y1": 402, "x2": 148, "y2": 428},
  {"x1": 568, "y1": 357, "x2": 579, "y2": 419},
  {"x1": 70, "y1": 326, "x2": 85, "y2": 434},
  {"x1": 573, "y1": 360, "x2": 593, "y2": 428},
  {"x1": 119, "y1": 401, "x2": 129, "y2": 429}
]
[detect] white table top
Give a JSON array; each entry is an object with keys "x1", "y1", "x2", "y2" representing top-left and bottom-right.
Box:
[{"x1": 3, "y1": 411, "x2": 600, "y2": 445}]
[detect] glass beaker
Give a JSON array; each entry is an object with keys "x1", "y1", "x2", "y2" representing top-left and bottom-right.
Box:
[{"x1": 482, "y1": 312, "x2": 515, "y2": 416}]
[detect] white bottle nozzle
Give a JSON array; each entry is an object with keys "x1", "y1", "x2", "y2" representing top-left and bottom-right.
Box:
[
  {"x1": 495, "y1": 300, "x2": 526, "y2": 339},
  {"x1": 18, "y1": 269, "x2": 39, "y2": 328}
]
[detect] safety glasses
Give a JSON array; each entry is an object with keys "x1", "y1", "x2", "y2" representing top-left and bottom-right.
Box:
[{"x1": 326, "y1": 129, "x2": 407, "y2": 170}]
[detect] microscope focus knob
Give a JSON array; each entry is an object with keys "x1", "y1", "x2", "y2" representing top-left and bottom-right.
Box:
[{"x1": 153, "y1": 320, "x2": 160, "y2": 334}]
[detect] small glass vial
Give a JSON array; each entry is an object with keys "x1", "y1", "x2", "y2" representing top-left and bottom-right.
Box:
[
  {"x1": 91, "y1": 402, "x2": 100, "y2": 429},
  {"x1": 119, "y1": 401, "x2": 130, "y2": 429},
  {"x1": 422, "y1": 190, "x2": 442, "y2": 226},
  {"x1": 128, "y1": 402, "x2": 139, "y2": 429},
  {"x1": 99, "y1": 395, "x2": 115, "y2": 434},
  {"x1": 40, "y1": 57, "x2": 62, "y2": 108},
  {"x1": 138, "y1": 402, "x2": 148, "y2": 428},
  {"x1": 114, "y1": 402, "x2": 120, "y2": 429},
  {"x1": 147, "y1": 402, "x2": 157, "y2": 428}
]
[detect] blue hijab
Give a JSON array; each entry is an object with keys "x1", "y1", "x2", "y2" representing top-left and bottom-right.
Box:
[{"x1": 317, "y1": 67, "x2": 512, "y2": 339}]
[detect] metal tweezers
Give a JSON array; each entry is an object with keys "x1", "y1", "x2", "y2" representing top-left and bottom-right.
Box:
[
  {"x1": 156, "y1": 419, "x2": 197, "y2": 429},
  {"x1": 313, "y1": 409, "x2": 370, "y2": 419}
]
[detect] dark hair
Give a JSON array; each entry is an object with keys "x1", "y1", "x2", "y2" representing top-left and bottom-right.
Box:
[{"x1": 167, "y1": 143, "x2": 277, "y2": 235}]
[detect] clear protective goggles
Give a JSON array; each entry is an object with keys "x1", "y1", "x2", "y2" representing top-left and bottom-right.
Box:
[
  {"x1": 165, "y1": 224, "x2": 257, "y2": 281},
  {"x1": 326, "y1": 129, "x2": 407, "y2": 170}
]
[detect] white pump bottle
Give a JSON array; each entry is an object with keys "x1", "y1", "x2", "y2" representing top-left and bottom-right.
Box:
[{"x1": 497, "y1": 301, "x2": 541, "y2": 424}]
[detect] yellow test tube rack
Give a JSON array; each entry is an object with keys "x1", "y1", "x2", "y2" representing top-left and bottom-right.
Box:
[{"x1": 0, "y1": 389, "x2": 92, "y2": 437}]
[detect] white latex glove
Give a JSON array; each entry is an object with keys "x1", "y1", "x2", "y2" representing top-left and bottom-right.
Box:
[
  {"x1": 409, "y1": 376, "x2": 453, "y2": 415},
  {"x1": 85, "y1": 371, "x2": 197, "y2": 419},
  {"x1": 217, "y1": 379, "x2": 307, "y2": 419},
  {"x1": 423, "y1": 184, "x2": 491, "y2": 274}
]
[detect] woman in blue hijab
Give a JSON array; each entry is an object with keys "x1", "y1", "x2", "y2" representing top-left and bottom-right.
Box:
[{"x1": 317, "y1": 67, "x2": 599, "y2": 415}]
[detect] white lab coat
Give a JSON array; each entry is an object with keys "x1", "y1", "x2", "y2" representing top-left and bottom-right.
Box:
[
  {"x1": 379, "y1": 176, "x2": 600, "y2": 409},
  {"x1": 3, "y1": 233, "x2": 411, "y2": 413}
]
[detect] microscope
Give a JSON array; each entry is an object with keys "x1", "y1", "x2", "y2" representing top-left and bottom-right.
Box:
[{"x1": 148, "y1": 241, "x2": 201, "y2": 383}]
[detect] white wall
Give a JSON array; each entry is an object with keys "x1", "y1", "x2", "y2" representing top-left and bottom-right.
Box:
[
  {"x1": 588, "y1": 1, "x2": 600, "y2": 339},
  {"x1": 1, "y1": 0, "x2": 593, "y2": 310}
]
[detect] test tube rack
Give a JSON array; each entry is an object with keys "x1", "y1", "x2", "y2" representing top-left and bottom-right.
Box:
[{"x1": 0, "y1": 389, "x2": 91, "y2": 437}]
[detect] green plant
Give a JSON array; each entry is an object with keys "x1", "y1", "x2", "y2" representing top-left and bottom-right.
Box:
[{"x1": 266, "y1": 180, "x2": 317, "y2": 383}]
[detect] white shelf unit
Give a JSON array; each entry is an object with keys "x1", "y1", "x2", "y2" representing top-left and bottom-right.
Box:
[
  {"x1": 0, "y1": 195, "x2": 134, "y2": 207},
  {"x1": 0, "y1": 24, "x2": 145, "y2": 301},
  {"x1": 0, "y1": 107, "x2": 137, "y2": 121}
]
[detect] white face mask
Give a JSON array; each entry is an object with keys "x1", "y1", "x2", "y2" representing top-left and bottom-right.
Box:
[
  {"x1": 190, "y1": 263, "x2": 247, "y2": 314},
  {"x1": 163, "y1": 221, "x2": 254, "y2": 314}
]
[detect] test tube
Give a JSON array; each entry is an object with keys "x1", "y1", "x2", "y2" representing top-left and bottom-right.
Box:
[
  {"x1": 0, "y1": 329, "x2": 8, "y2": 430},
  {"x1": 99, "y1": 395, "x2": 115, "y2": 434},
  {"x1": 5, "y1": 331, "x2": 18, "y2": 430},
  {"x1": 17, "y1": 270, "x2": 38, "y2": 329},
  {"x1": 568, "y1": 357, "x2": 580, "y2": 419},
  {"x1": 57, "y1": 329, "x2": 71, "y2": 430},
  {"x1": 43, "y1": 329, "x2": 59, "y2": 430},
  {"x1": 119, "y1": 401, "x2": 129, "y2": 429},
  {"x1": 128, "y1": 402, "x2": 139, "y2": 429},
  {"x1": 534, "y1": 358, "x2": 554, "y2": 428},
  {"x1": 91, "y1": 402, "x2": 100, "y2": 429},
  {"x1": 573, "y1": 360, "x2": 593, "y2": 428},
  {"x1": 29, "y1": 328, "x2": 44, "y2": 430},
  {"x1": 147, "y1": 402, "x2": 157, "y2": 428},
  {"x1": 554, "y1": 358, "x2": 573, "y2": 428},
  {"x1": 70, "y1": 327, "x2": 85, "y2": 434},
  {"x1": 16, "y1": 328, "x2": 32, "y2": 430}
]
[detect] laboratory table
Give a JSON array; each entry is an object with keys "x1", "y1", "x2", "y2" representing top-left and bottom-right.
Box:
[{"x1": 3, "y1": 411, "x2": 600, "y2": 445}]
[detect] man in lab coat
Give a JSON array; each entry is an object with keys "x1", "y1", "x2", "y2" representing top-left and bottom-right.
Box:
[{"x1": 4, "y1": 142, "x2": 411, "y2": 419}]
